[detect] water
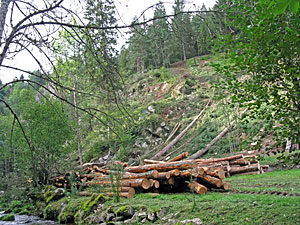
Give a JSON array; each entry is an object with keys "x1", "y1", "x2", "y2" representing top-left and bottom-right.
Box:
[{"x1": 0, "y1": 212, "x2": 58, "y2": 225}]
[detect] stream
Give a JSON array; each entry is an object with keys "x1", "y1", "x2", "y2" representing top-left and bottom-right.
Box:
[{"x1": 0, "y1": 212, "x2": 58, "y2": 225}]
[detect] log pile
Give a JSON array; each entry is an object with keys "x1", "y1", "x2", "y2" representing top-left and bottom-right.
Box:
[{"x1": 52, "y1": 151, "x2": 267, "y2": 198}]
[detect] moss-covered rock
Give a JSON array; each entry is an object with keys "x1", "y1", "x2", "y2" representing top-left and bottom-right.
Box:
[
  {"x1": 0, "y1": 214, "x2": 15, "y2": 221},
  {"x1": 43, "y1": 185, "x2": 65, "y2": 203},
  {"x1": 115, "y1": 205, "x2": 134, "y2": 218},
  {"x1": 43, "y1": 197, "x2": 68, "y2": 220},
  {"x1": 35, "y1": 201, "x2": 46, "y2": 217},
  {"x1": 43, "y1": 185, "x2": 56, "y2": 200},
  {"x1": 75, "y1": 194, "x2": 108, "y2": 225},
  {"x1": 58, "y1": 197, "x2": 87, "y2": 224}
]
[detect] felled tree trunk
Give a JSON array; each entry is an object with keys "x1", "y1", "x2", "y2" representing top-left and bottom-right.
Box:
[
  {"x1": 125, "y1": 160, "x2": 197, "y2": 173},
  {"x1": 188, "y1": 181, "x2": 207, "y2": 194}
]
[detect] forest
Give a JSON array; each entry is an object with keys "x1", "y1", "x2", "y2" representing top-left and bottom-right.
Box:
[{"x1": 0, "y1": 0, "x2": 299, "y2": 224}]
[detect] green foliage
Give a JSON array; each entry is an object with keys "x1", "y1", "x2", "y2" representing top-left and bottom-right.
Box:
[
  {"x1": 122, "y1": 1, "x2": 227, "y2": 73},
  {"x1": 75, "y1": 194, "x2": 108, "y2": 224},
  {"x1": 213, "y1": 0, "x2": 300, "y2": 153},
  {"x1": 58, "y1": 197, "x2": 86, "y2": 224},
  {"x1": 43, "y1": 197, "x2": 68, "y2": 220},
  {"x1": 108, "y1": 164, "x2": 124, "y2": 202},
  {"x1": 0, "y1": 214, "x2": 15, "y2": 221}
]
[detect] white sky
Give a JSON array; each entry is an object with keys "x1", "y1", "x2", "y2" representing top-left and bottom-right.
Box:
[{"x1": 0, "y1": 0, "x2": 216, "y2": 83}]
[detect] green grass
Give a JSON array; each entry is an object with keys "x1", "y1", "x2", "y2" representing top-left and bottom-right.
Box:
[
  {"x1": 226, "y1": 169, "x2": 300, "y2": 194},
  {"x1": 102, "y1": 169, "x2": 300, "y2": 224}
]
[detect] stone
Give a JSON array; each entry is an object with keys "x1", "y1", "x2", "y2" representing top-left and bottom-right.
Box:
[
  {"x1": 156, "y1": 208, "x2": 167, "y2": 219},
  {"x1": 147, "y1": 212, "x2": 156, "y2": 221},
  {"x1": 112, "y1": 216, "x2": 125, "y2": 222},
  {"x1": 148, "y1": 105, "x2": 155, "y2": 112},
  {"x1": 137, "y1": 211, "x2": 147, "y2": 218},
  {"x1": 156, "y1": 127, "x2": 163, "y2": 134},
  {"x1": 181, "y1": 218, "x2": 203, "y2": 225},
  {"x1": 115, "y1": 205, "x2": 134, "y2": 218},
  {"x1": 142, "y1": 142, "x2": 148, "y2": 149},
  {"x1": 106, "y1": 213, "x2": 115, "y2": 221},
  {"x1": 124, "y1": 218, "x2": 138, "y2": 224}
]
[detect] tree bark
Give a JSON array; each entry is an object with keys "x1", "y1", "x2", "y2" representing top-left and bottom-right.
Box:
[
  {"x1": 188, "y1": 181, "x2": 207, "y2": 194},
  {"x1": 197, "y1": 175, "x2": 223, "y2": 188},
  {"x1": 88, "y1": 178, "x2": 152, "y2": 190},
  {"x1": 86, "y1": 170, "x2": 159, "y2": 180},
  {"x1": 0, "y1": 0, "x2": 11, "y2": 48},
  {"x1": 125, "y1": 160, "x2": 197, "y2": 173},
  {"x1": 229, "y1": 163, "x2": 260, "y2": 174},
  {"x1": 73, "y1": 81, "x2": 82, "y2": 166},
  {"x1": 196, "y1": 154, "x2": 243, "y2": 163},
  {"x1": 168, "y1": 152, "x2": 189, "y2": 162}
]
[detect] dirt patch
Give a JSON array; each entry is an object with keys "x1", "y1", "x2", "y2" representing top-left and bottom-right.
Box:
[{"x1": 170, "y1": 60, "x2": 186, "y2": 68}]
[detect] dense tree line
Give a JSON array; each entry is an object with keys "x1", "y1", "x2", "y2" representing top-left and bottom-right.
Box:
[{"x1": 119, "y1": 0, "x2": 228, "y2": 73}]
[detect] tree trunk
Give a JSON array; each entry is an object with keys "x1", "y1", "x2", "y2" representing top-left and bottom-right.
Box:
[
  {"x1": 151, "y1": 100, "x2": 210, "y2": 160},
  {"x1": 88, "y1": 178, "x2": 152, "y2": 190},
  {"x1": 190, "y1": 127, "x2": 231, "y2": 159},
  {"x1": 125, "y1": 160, "x2": 197, "y2": 173},
  {"x1": 188, "y1": 181, "x2": 207, "y2": 194},
  {"x1": 190, "y1": 108, "x2": 248, "y2": 159},
  {"x1": 87, "y1": 170, "x2": 159, "y2": 180},
  {"x1": 229, "y1": 163, "x2": 260, "y2": 174},
  {"x1": 73, "y1": 82, "x2": 83, "y2": 166},
  {"x1": 137, "y1": 57, "x2": 140, "y2": 73},
  {"x1": 141, "y1": 58, "x2": 145, "y2": 73},
  {"x1": 168, "y1": 152, "x2": 189, "y2": 162},
  {"x1": 0, "y1": 0, "x2": 11, "y2": 48},
  {"x1": 197, "y1": 175, "x2": 223, "y2": 188},
  {"x1": 196, "y1": 154, "x2": 243, "y2": 163}
]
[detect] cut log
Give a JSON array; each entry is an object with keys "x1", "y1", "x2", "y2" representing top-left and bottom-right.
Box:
[
  {"x1": 168, "y1": 177, "x2": 175, "y2": 185},
  {"x1": 125, "y1": 160, "x2": 197, "y2": 173},
  {"x1": 221, "y1": 181, "x2": 230, "y2": 190},
  {"x1": 87, "y1": 170, "x2": 158, "y2": 181},
  {"x1": 188, "y1": 181, "x2": 207, "y2": 194},
  {"x1": 168, "y1": 152, "x2": 189, "y2": 162},
  {"x1": 168, "y1": 169, "x2": 181, "y2": 176},
  {"x1": 152, "y1": 180, "x2": 160, "y2": 188},
  {"x1": 197, "y1": 175, "x2": 223, "y2": 188},
  {"x1": 88, "y1": 178, "x2": 152, "y2": 190},
  {"x1": 230, "y1": 163, "x2": 260, "y2": 174},
  {"x1": 229, "y1": 159, "x2": 250, "y2": 166},
  {"x1": 180, "y1": 168, "x2": 202, "y2": 178},
  {"x1": 196, "y1": 154, "x2": 243, "y2": 163},
  {"x1": 144, "y1": 159, "x2": 166, "y2": 164},
  {"x1": 204, "y1": 168, "x2": 225, "y2": 179},
  {"x1": 157, "y1": 172, "x2": 171, "y2": 179}
]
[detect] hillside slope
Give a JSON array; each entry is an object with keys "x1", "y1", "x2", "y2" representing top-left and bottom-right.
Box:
[{"x1": 108, "y1": 54, "x2": 265, "y2": 164}]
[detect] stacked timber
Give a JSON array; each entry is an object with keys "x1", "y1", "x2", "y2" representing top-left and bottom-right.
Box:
[
  {"x1": 194, "y1": 151, "x2": 267, "y2": 177},
  {"x1": 52, "y1": 151, "x2": 267, "y2": 198}
]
